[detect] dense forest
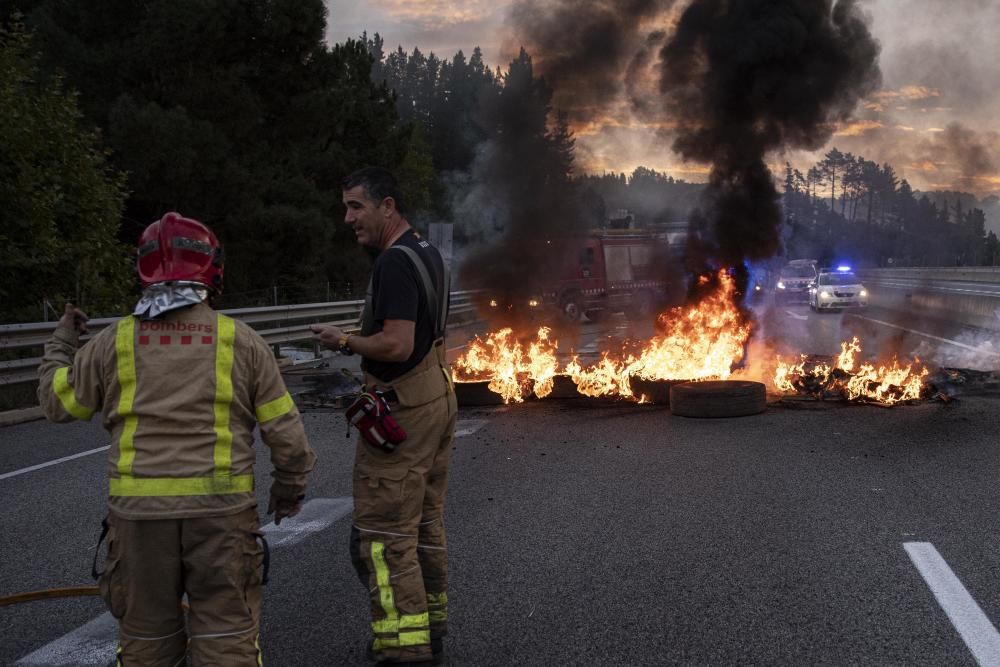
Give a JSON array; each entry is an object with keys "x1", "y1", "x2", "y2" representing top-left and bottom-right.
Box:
[{"x1": 1, "y1": 2, "x2": 998, "y2": 322}]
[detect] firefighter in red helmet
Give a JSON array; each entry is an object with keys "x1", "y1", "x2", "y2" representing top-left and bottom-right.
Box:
[{"x1": 37, "y1": 212, "x2": 316, "y2": 666}]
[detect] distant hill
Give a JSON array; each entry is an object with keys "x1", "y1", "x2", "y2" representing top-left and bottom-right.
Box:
[{"x1": 915, "y1": 190, "x2": 1000, "y2": 235}]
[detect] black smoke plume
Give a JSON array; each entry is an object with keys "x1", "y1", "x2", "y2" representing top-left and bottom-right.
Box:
[
  {"x1": 507, "y1": 0, "x2": 675, "y2": 123},
  {"x1": 659, "y1": 0, "x2": 881, "y2": 281}
]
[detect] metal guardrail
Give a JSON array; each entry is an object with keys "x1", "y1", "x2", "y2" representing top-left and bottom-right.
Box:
[
  {"x1": 0, "y1": 292, "x2": 481, "y2": 386},
  {"x1": 859, "y1": 267, "x2": 1000, "y2": 284}
]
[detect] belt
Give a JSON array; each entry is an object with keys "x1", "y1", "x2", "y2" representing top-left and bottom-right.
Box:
[{"x1": 364, "y1": 385, "x2": 399, "y2": 405}]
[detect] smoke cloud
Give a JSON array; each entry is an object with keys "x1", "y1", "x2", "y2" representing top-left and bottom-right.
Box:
[
  {"x1": 939, "y1": 123, "x2": 996, "y2": 179},
  {"x1": 658, "y1": 0, "x2": 882, "y2": 274},
  {"x1": 506, "y1": 0, "x2": 675, "y2": 123}
]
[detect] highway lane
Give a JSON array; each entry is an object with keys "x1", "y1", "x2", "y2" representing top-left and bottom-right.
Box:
[{"x1": 3, "y1": 306, "x2": 1000, "y2": 664}]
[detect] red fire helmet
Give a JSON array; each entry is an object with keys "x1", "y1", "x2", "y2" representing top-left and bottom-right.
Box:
[{"x1": 136, "y1": 212, "x2": 224, "y2": 292}]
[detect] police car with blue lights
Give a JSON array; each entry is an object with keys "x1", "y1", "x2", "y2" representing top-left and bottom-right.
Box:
[{"x1": 808, "y1": 266, "x2": 869, "y2": 311}]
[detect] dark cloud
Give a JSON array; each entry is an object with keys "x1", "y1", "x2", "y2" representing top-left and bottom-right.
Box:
[{"x1": 506, "y1": 0, "x2": 675, "y2": 122}]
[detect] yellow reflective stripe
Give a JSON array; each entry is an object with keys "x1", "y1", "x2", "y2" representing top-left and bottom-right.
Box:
[
  {"x1": 255, "y1": 392, "x2": 294, "y2": 423},
  {"x1": 373, "y1": 630, "x2": 430, "y2": 651},
  {"x1": 372, "y1": 541, "x2": 398, "y2": 624},
  {"x1": 372, "y1": 613, "x2": 429, "y2": 634},
  {"x1": 213, "y1": 315, "x2": 236, "y2": 479},
  {"x1": 109, "y1": 474, "x2": 254, "y2": 497},
  {"x1": 53, "y1": 367, "x2": 94, "y2": 420},
  {"x1": 255, "y1": 634, "x2": 263, "y2": 667},
  {"x1": 370, "y1": 543, "x2": 430, "y2": 651},
  {"x1": 115, "y1": 318, "x2": 138, "y2": 476},
  {"x1": 427, "y1": 591, "x2": 448, "y2": 622}
]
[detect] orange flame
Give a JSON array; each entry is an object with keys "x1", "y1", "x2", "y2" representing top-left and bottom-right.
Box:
[
  {"x1": 566, "y1": 270, "x2": 751, "y2": 396},
  {"x1": 774, "y1": 337, "x2": 928, "y2": 405},
  {"x1": 453, "y1": 327, "x2": 559, "y2": 403}
]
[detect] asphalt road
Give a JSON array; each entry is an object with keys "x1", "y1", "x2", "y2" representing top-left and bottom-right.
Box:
[{"x1": 2, "y1": 303, "x2": 1000, "y2": 665}]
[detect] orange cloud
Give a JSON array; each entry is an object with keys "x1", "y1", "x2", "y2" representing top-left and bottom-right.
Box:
[
  {"x1": 834, "y1": 120, "x2": 884, "y2": 137},
  {"x1": 571, "y1": 116, "x2": 679, "y2": 137},
  {"x1": 865, "y1": 85, "x2": 940, "y2": 111},
  {"x1": 371, "y1": 0, "x2": 503, "y2": 28},
  {"x1": 909, "y1": 160, "x2": 940, "y2": 172}
]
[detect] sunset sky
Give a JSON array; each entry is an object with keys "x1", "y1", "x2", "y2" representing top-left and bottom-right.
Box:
[{"x1": 325, "y1": 0, "x2": 1000, "y2": 198}]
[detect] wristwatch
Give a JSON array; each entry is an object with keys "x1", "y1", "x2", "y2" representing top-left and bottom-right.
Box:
[{"x1": 338, "y1": 335, "x2": 354, "y2": 356}]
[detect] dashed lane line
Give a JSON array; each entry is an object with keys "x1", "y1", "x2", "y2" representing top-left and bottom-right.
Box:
[
  {"x1": 15, "y1": 497, "x2": 353, "y2": 666},
  {"x1": 0, "y1": 446, "x2": 109, "y2": 482},
  {"x1": 15, "y1": 613, "x2": 119, "y2": 666},
  {"x1": 454, "y1": 419, "x2": 488, "y2": 438},
  {"x1": 261, "y1": 496, "x2": 353, "y2": 547},
  {"x1": 784, "y1": 310, "x2": 809, "y2": 321},
  {"x1": 905, "y1": 542, "x2": 1000, "y2": 666},
  {"x1": 853, "y1": 315, "x2": 1000, "y2": 356}
]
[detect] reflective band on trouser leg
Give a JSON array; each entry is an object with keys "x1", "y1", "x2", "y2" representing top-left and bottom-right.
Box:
[
  {"x1": 115, "y1": 317, "x2": 139, "y2": 476},
  {"x1": 53, "y1": 366, "x2": 94, "y2": 420},
  {"x1": 213, "y1": 315, "x2": 237, "y2": 480},
  {"x1": 370, "y1": 542, "x2": 430, "y2": 651},
  {"x1": 116, "y1": 646, "x2": 123, "y2": 667},
  {"x1": 427, "y1": 592, "x2": 448, "y2": 625},
  {"x1": 255, "y1": 392, "x2": 294, "y2": 423},
  {"x1": 256, "y1": 635, "x2": 263, "y2": 667}
]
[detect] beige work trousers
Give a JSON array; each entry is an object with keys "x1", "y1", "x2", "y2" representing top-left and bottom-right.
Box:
[
  {"x1": 352, "y1": 346, "x2": 458, "y2": 663},
  {"x1": 98, "y1": 507, "x2": 265, "y2": 666}
]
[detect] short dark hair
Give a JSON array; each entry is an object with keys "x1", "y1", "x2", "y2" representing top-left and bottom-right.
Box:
[{"x1": 342, "y1": 166, "x2": 407, "y2": 215}]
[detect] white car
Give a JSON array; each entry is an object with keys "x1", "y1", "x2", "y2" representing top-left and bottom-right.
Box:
[{"x1": 809, "y1": 267, "x2": 869, "y2": 311}]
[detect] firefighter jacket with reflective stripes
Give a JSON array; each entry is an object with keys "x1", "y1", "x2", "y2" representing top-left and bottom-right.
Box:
[{"x1": 37, "y1": 303, "x2": 316, "y2": 520}]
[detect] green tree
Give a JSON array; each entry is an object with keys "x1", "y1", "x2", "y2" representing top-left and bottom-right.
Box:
[
  {"x1": 12, "y1": 1, "x2": 414, "y2": 301},
  {"x1": 0, "y1": 21, "x2": 130, "y2": 322}
]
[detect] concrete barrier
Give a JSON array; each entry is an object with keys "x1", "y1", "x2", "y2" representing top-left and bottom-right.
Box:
[{"x1": 859, "y1": 268, "x2": 1000, "y2": 330}]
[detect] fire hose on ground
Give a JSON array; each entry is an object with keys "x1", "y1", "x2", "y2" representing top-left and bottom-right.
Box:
[{"x1": 0, "y1": 585, "x2": 100, "y2": 607}]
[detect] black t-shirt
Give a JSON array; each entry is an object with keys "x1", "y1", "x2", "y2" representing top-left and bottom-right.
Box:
[{"x1": 362, "y1": 229, "x2": 447, "y2": 382}]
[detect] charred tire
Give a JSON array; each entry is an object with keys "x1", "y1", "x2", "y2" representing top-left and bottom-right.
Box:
[
  {"x1": 669, "y1": 380, "x2": 767, "y2": 418},
  {"x1": 454, "y1": 381, "x2": 506, "y2": 406},
  {"x1": 560, "y1": 292, "x2": 582, "y2": 323},
  {"x1": 584, "y1": 309, "x2": 606, "y2": 323}
]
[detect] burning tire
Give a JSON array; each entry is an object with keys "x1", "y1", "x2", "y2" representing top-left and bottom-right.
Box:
[
  {"x1": 627, "y1": 375, "x2": 685, "y2": 405},
  {"x1": 669, "y1": 380, "x2": 767, "y2": 418}
]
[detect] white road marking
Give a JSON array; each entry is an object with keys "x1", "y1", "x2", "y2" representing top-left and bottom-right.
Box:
[
  {"x1": 0, "y1": 446, "x2": 109, "y2": 481},
  {"x1": 784, "y1": 310, "x2": 809, "y2": 321},
  {"x1": 577, "y1": 343, "x2": 599, "y2": 353},
  {"x1": 15, "y1": 612, "x2": 118, "y2": 666},
  {"x1": 904, "y1": 542, "x2": 1000, "y2": 666},
  {"x1": 15, "y1": 497, "x2": 353, "y2": 665},
  {"x1": 261, "y1": 496, "x2": 353, "y2": 547},
  {"x1": 454, "y1": 420, "x2": 488, "y2": 437},
  {"x1": 853, "y1": 315, "x2": 1000, "y2": 356}
]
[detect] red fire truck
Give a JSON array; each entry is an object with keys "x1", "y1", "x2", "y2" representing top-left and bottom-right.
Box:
[{"x1": 488, "y1": 229, "x2": 683, "y2": 322}]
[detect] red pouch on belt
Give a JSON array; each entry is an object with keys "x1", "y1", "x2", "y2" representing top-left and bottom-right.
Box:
[{"x1": 345, "y1": 392, "x2": 407, "y2": 452}]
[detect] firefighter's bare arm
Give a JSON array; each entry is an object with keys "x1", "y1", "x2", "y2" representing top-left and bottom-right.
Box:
[
  {"x1": 37, "y1": 304, "x2": 104, "y2": 423},
  {"x1": 311, "y1": 319, "x2": 415, "y2": 362},
  {"x1": 249, "y1": 332, "x2": 317, "y2": 523}
]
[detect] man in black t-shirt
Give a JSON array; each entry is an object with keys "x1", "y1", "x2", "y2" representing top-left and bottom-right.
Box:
[{"x1": 312, "y1": 167, "x2": 456, "y2": 665}]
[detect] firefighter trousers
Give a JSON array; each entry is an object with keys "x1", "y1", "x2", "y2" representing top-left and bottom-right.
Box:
[
  {"x1": 97, "y1": 507, "x2": 265, "y2": 666},
  {"x1": 352, "y1": 354, "x2": 458, "y2": 663}
]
